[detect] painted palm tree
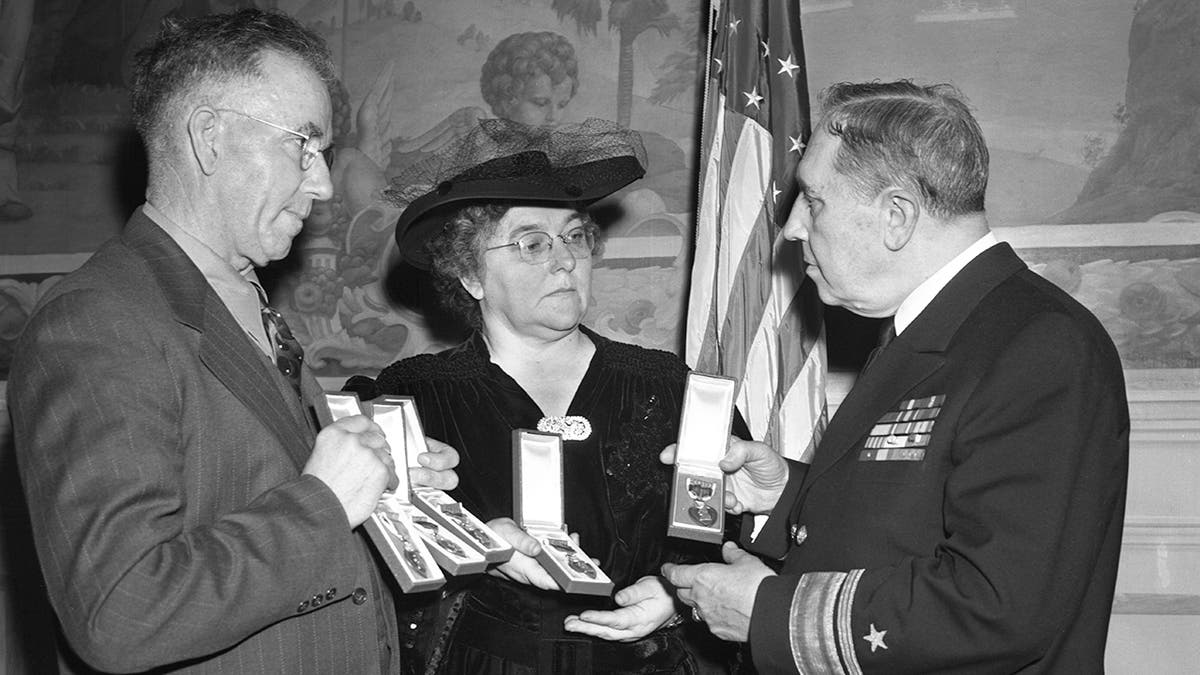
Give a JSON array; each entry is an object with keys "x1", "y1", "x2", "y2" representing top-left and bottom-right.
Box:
[{"x1": 552, "y1": 0, "x2": 680, "y2": 127}]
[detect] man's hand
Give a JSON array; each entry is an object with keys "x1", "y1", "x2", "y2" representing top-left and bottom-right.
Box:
[
  {"x1": 484, "y1": 518, "x2": 560, "y2": 590},
  {"x1": 564, "y1": 575, "x2": 677, "y2": 642},
  {"x1": 661, "y1": 542, "x2": 775, "y2": 642},
  {"x1": 304, "y1": 415, "x2": 396, "y2": 527},
  {"x1": 408, "y1": 436, "x2": 459, "y2": 490},
  {"x1": 659, "y1": 437, "x2": 789, "y2": 515}
]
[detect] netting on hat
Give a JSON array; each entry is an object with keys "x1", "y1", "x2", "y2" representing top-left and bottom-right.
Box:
[{"x1": 382, "y1": 118, "x2": 648, "y2": 210}]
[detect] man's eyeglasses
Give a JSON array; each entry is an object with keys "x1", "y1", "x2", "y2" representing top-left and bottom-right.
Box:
[
  {"x1": 217, "y1": 108, "x2": 334, "y2": 172},
  {"x1": 485, "y1": 227, "x2": 597, "y2": 265}
]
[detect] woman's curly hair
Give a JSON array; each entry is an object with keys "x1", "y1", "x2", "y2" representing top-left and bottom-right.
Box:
[{"x1": 426, "y1": 201, "x2": 602, "y2": 329}]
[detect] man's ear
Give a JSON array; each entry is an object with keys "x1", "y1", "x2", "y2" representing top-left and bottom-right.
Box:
[
  {"x1": 879, "y1": 187, "x2": 920, "y2": 252},
  {"x1": 188, "y1": 107, "x2": 221, "y2": 176},
  {"x1": 460, "y1": 274, "x2": 484, "y2": 301}
]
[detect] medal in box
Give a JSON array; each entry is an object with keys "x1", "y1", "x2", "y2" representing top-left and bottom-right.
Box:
[
  {"x1": 368, "y1": 396, "x2": 490, "y2": 577},
  {"x1": 316, "y1": 392, "x2": 449, "y2": 592},
  {"x1": 667, "y1": 373, "x2": 737, "y2": 544},
  {"x1": 511, "y1": 429, "x2": 613, "y2": 596},
  {"x1": 376, "y1": 395, "x2": 512, "y2": 565}
]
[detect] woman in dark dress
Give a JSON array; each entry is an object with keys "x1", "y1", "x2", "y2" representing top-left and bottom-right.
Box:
[{"x1": 349, "y1": 119, "x2": 738, "y2": 674}]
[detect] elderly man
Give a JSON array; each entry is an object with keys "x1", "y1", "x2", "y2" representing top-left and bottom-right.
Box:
[
  {"x1": 663, "y1": 81, "x2": 1129, "y2": 674},
  {"x1": 9, "y1": 10, "x2": 457, "y2": 673}
]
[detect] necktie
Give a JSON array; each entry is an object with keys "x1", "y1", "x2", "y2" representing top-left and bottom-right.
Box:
[
  {"x1": 862, "y1": 318, "x2": 897, "y2": 373},
  {"x1": 259, "y1": 293, "x2": 305, "y2": 395}
]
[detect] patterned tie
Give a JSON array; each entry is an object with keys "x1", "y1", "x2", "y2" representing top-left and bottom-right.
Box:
[
  {"x1": 862, "y1": 318, "x2": 897, "y2": 373},
  {"x1": 258, "y1": 292, "x2": 305, "y2": 395}
]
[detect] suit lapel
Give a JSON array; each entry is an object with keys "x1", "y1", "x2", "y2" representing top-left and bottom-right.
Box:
[
  {"x1": 803, "y1": 243, "x2": 1028, "y2": 491},
  {"x1": 124, "y1": 210, "x2": 313, "y2": 469}
]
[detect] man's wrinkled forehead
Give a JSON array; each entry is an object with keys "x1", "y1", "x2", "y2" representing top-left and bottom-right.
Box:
[{"x1": 236, "y1": 51, "x2": 332, "y2": 133}]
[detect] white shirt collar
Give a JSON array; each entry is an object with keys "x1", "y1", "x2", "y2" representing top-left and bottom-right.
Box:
[{"x1": 893, "y1": 232, "x2": 999, "y2": 335}]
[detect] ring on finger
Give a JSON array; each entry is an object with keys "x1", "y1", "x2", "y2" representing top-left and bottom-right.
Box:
[{"x1": 692, "y1": 606, "x2": 703, "y2": 623}]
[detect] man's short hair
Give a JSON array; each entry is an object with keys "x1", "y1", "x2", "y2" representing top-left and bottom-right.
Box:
[
  {"x1": 480, "y1": 32, "x2": 579, "y2": 115},
  {"x1": 818, "y1": 81, "x2": 988, "y2": 218},
  {"x1": 131, "y1": 9, "x2": 336, "y2": 161}
]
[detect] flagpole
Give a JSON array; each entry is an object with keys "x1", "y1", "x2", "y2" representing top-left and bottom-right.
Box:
[{"x1": 340, "y1": 0, "x2": 349, "y2": 80}]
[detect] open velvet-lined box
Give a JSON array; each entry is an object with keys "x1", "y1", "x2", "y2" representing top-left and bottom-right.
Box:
[
  {"x1": 317, "y1": 392, "x2": 509, "y2": 591},
  {"x1": 667, "y1": 372, "x2": 737, "y2": 544},
  {"x1": 512, "y1": 429, "x2": 614, "y2": 596}
]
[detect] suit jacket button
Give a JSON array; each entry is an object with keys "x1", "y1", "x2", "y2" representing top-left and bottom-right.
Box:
[
  {"x1": 297, "y1": 600, "x2": 309, "y2": 613},
  {"x1": 792, "y1": 524, "x2": 808, "y2": 545},
  {"x1": 352, "y1": 587, "x2": 368, "y2": 605}
]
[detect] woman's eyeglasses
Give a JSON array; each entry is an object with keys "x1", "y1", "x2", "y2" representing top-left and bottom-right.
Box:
[
  {"x1": 485, "y1": 227, "x2": 596, "y2": 265},
  {"x1": 216, "y1": 108, "x2": 334, "y2": 172}
]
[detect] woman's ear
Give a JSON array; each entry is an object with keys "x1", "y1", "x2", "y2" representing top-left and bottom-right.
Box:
[
  {"x1": 880, "y1": 187, "x2": 920, "y2": 252},
  {"x1": 460, "y1": 275, "x2": 484, "y2": 301}
]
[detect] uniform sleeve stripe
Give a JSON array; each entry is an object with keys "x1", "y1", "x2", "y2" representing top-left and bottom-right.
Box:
[
  {"x1": 836, "y1": 568, "x2": 865, "y2": 675},
  {"x1": 791, "y1": 571, "x2": 849, "y2": 674}
]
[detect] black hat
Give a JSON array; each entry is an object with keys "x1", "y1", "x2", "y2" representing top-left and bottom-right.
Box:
[{"x1": 384, "y1": 118, "x2": 647, "y2": 270}]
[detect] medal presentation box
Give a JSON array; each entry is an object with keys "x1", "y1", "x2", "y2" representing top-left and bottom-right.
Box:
[
  {"x1": 512, "y1": 429, "x2": 614, "y2": 596},
  {"x1": 378, "y1": 395, "x2": 512, "y2": 565},
  {"x1": 368, "y1": 396, "x2": 489, "y2": 576},
  {"x1": 668, "y1": 373, "x2": 737, "y2": 544},
  {"x1": 316, "y1": 392, "x2": 445, "y2": 592}
]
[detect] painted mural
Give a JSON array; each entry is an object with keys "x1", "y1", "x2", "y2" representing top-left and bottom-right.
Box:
[{"x1": 1, "y1": 0, "x2": 1197, "y2": 381}]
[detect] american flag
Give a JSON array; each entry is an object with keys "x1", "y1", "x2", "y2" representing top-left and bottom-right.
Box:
[{"x1": 685, "y1": 0, "x2": 826, "y2": 461}]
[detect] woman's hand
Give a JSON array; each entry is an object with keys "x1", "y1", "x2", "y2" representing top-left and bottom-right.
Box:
[
  {"x1": 484, "y1": 518, "x2": 560, "y2": 590},
  {"x1": 563, "y1": 575, "x2": 677, "y2": 642}
]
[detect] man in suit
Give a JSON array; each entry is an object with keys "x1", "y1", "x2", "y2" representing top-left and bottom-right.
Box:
[
  {"x1": 9, "y1": 10, "x2": 458, "y2": 673},
  {"x1": 663, "y1": 81, "x2": 1129, "y2": 673}
]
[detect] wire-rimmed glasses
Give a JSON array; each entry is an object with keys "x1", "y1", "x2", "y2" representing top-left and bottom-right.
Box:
[
  {"x1": 484, "y1": 227, "x2": 596, "y2": 265},
  {"x1": 216, "y1": 108, "x2": 334, "y2": 171}
]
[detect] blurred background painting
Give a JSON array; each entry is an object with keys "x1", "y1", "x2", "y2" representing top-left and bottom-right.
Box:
[{"x1": 1, "y1": 0, "x2": 1197, "y2": 381}]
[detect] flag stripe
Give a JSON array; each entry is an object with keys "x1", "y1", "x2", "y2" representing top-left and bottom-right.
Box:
[
  {"x1": 687, "y1": 94, "x2": 729, "y2": 367},
  {"x1": 712, "y1": 117, "x2": 774, "y2": 379},
  {"x1": 686, "y1": 0, "x2": 825, "y2": 460}
]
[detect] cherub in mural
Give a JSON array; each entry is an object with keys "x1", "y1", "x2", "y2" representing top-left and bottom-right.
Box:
[
  {"x1": 385, "y1": 31, "x2": 578, "y2": 177},
  {"x1": 0, "y1": 0, "x2": 34, "y2": 222},
  {"x1": 385, "y1": 30, "x2": 688, "y2": 211}
]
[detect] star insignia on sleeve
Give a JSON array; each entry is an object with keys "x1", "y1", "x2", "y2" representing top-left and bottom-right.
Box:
[
  {"x1": 729, "y1": 18, "x2": 741, "y2": 33},
  {"x1": 777, "y1": 53, "x2": 800, "y2": 78},
  {"x1": 789, "y1": 135, "x2": 805, "y2": 153},
  {"x1": 863, "y1": 624, "x2": 888, "y2": 653},
  {"x1": 761, "y1": 40, "x2": 770, "y2": 58},
  {"x1": 743, "y1": 87, "x2": 764, "y2": 110}
]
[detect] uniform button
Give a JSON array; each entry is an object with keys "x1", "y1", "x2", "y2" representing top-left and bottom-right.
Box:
[
  {"x1": 325, "y1": 588, "x2": 337, "y2": 600},
  {"x1": 314, "y1": 594, "x2": 325, "y2": 607},
  {"x1": 792, "y1": 524, "x2": 808, "y2": 545},
  {"x1": 351, "y1": 587, "x2": 368, "y2": 605},
  {"x1": 297, "y1": 600, "x2": 309, "y2": 613}
]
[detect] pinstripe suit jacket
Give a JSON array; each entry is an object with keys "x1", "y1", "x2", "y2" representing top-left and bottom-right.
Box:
[{"x1": 10, "y1": 209, "x2": 400, "y2": 674}]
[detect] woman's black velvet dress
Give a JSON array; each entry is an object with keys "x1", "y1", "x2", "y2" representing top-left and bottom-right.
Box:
[{"x1": 354, "y1": 326, "x2": 737, "y2": 674}]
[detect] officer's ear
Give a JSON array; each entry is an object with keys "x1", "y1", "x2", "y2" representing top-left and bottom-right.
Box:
[
  {"x1": 879, "y1": 187, "x2": 919, "y2": 252},
  {"x1": 188, "y1": 106, "x2": 221, "y2": 176}
]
